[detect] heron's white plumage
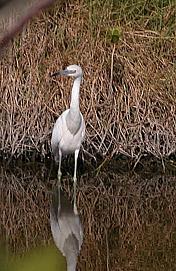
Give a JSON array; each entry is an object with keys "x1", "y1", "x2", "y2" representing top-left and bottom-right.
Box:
[
  {"x1": 51, "y1": 65, "x2": 85, "y2": 160},
  {"x1": 51, "y1": 64, "x2": 85, "y2": 216},
  {"x1": 51, "y1": 109, "x2": 85, "y2": 158}
]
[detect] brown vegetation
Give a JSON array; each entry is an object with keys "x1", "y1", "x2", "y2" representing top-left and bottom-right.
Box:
[
  {"x1": 0, "y1": 0, "x2": 176, "y2": 161},
  {"x1": 1, "y1": 162, "x2": 176, "y2": 270}
]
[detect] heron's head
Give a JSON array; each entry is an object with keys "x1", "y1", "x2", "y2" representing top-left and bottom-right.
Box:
[{"x1": 52, "y1": 64, "x2": 83, "y2": 78}]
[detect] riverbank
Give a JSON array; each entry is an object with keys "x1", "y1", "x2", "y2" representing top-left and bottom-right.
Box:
[{"x1": 0, "y1": 0, "x2": 175, "y2": 160}]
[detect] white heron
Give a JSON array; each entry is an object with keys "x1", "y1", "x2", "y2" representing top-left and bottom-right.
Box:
[
  {"x1": 50, "y1": 186, "x2": 83, "y2": 271},
  {"x1": 51, "y1": 64, "x2": 85, "y2": 211}
]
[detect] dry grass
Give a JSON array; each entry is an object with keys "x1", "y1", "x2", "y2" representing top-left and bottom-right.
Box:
[
  {"x1": 0, "y1": 0, "x2": 176, "y2": 160},
  {"x1": 1, "y1": 162, "x2": 176, "y2": 270}
]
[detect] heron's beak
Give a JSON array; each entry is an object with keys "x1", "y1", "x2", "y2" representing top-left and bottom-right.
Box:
[
  {"x1": 50, "y1": 70, "x2": 63, "y2": 77},
  {"x1": 51, "y1": 69, "x2": 75, "y2": 77}
]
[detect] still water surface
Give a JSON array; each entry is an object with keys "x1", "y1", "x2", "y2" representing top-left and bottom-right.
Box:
[{"x1": 0, "y1": 160, "x2": 176, "y2": 270}]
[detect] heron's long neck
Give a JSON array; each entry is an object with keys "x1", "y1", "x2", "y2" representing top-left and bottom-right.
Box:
[{"x1": 70, "y1": 76, "x2": 82, "y2": 112}]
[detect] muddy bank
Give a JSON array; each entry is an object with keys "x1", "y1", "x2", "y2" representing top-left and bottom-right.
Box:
[{"x1": 1, "y1": 151, "x2": 176, "y2": 178}]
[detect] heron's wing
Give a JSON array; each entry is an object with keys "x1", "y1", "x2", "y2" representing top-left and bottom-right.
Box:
[
  {"x1": 66, "y1": 110, "x2": 82, "y2": 135},
  {"x1": 51, "y1": 109, "x2": 69, "y2": 161}
]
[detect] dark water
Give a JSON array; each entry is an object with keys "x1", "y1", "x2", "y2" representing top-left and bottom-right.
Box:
[{"x1": 0, "y1": 159, "x2": 176, "y2": 271}]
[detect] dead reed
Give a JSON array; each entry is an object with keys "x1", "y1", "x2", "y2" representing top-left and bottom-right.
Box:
[
  {"x1": 0, "y1": 0, "x2": 175, "y2": 161},
  {"x1": 1, "y1": 163, "x2": 176, "y2": 270}
]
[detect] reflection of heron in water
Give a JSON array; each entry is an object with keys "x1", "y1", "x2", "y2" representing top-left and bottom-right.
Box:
[
  {"x1": 51, "y1": 65, "x2": 85, "y2": 212},
  {"x1": 50, "y1": 187, "x2": 83, "y2": 271}
]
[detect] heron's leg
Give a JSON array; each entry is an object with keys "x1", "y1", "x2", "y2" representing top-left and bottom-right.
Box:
[
  {"x1": 57, "y1": 149, "x2": 62, "y2": 187},
  {"x1": 73, "y1": 149, "x2": 79, "y2": 214}
]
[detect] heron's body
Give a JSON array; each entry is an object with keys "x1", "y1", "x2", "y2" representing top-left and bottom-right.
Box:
[
  {"x1": 51, "y1": 109, "x2": 85, "y2": 158},
  {"x1": 51, "y1": 65, "x2": 85, "y2": 211}
]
